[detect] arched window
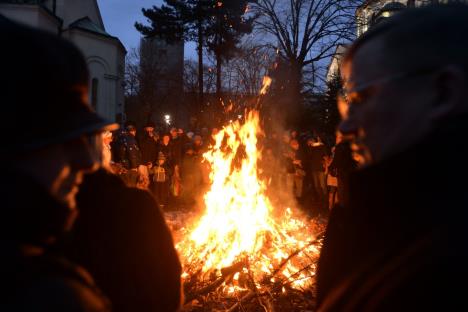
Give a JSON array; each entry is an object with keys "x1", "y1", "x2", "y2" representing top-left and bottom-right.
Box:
[{"x1": 91, "y1": 78, "x2": 99, "y2": 110}]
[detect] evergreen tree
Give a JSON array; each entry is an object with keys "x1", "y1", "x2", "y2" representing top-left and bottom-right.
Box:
[
  {"x1": 321, "y1": 73, "x2": 343, "y2": 141},
  {"x1": 205, "y1": 0, "x2": 255, "y2": 99},
  {"x1": 136, "y1": 0, "x2": 255, "y2": 112}
]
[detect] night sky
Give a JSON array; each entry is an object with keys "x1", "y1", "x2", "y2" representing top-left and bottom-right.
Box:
[{"x1": 98, "y1": 0, "x2": 197, "y2": 59}]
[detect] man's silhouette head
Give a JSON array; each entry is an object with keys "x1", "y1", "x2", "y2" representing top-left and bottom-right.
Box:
[
  {"x1": 339, "y1": 5, "x2": 468, "y2": 165},
  {"x1": 0, "y1": 17, "x2": 117, "y2": 209}
]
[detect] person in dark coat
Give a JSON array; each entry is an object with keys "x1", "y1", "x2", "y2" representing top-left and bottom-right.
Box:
[
  {"x1": 139, "y1": 121, "x2": 158, "y2": 167},
  {"x1": 327, "y1": 134, "x2": 357, "y2": 207},
  {"x1": 118, "y1": 123, "x2": 142, "y2": 170},
  {"x1": 284, "y1": 139, "x2": 306, "y2": 200},
  {"x1": 180, "y1": 144, "x2": 202, "y2": 205},
  {"x1": 169, "y1": 127, "x2": 183, "y2": 167},
  {"x1": 305, "y1": 136, "x2": 329, "y2": 212},
  {"x1": 157, "y1": 133, "x2": 174, "y2": 167},
  {"x1": 0, "y1": 16, "x2": 114, "y2": 311},
  {"x1": 317, "y1": 6, "x2": 468, "y2": 311},
  {"x1": 117, "y1": 123, "x2": 142, "y2": 187},
  {"x1": 65, "y1": 167, "x2": 182, "y2": 312}
]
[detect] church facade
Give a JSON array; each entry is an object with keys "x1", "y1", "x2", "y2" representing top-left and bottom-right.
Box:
[{"x1": 0, "y1": 0, "x2": 126, "y2": 123}]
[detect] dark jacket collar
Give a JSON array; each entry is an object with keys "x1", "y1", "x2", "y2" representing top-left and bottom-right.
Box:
[{"x1": 346, "y1": 116, "x2": 468, "y2": 246}]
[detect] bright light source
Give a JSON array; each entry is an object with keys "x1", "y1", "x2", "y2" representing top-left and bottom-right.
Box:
[
  {"x1": 164, "y1": 114, "x2": 171, "y2": 125},
  {"x1": 238, "y1": 115, "x2": 242, "y2": 119}
]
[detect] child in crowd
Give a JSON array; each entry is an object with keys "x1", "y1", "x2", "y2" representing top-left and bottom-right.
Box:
[{"x1": 152, "y1": 152, "x2": 172, "y2": 209}]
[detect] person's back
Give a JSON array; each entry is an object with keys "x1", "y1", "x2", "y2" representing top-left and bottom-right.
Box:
[
  {"x1": 65, "y1": 169, "x2": 182, "y2": 312},
  {"x1": 180, "y1": 146, "x2": 202, "y2": 204}
]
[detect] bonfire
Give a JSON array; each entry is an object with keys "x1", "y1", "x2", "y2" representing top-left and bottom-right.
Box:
[{"x1": 167, "y1": 78, "x2": 325, "y2": 311}]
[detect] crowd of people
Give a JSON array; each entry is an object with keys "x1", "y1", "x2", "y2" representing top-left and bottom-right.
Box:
[
  {"x1": 106, "y1": 120, "x2": 358, "y2": 216},
  {"x1": 4, "y1": 4, "x2": 468, "y2": 312},
  {"x1": 108, "y1": 123, "x2": 209, "y2": 209}
]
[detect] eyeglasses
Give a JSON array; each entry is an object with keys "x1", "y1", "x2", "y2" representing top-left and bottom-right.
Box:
[
  {"x1": 342, "y1": 67, "x2": 439, "y2": 106},
  {"x1": 337, "y1": 66, "x2": 442, "y2": 135}
]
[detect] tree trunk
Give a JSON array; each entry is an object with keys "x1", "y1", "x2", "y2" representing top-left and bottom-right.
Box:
[
  {"x1": 216, "y1": 52, "x2": 222, "y2": 100},
  {"x1": 287, "y1": 59, "x2": 303, "y2": 126},
  {"x1": 197, "y1": 20, "x2": 204, "y2": 114}
]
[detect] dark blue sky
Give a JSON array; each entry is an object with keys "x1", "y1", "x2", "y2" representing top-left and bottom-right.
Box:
[{"x1": 98, "y1": 0, "x2": 197, "y2": 59}]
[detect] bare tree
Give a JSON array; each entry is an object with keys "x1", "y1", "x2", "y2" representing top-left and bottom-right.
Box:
[
  {"x1": 124, "y1": 48, "x2": 140, "y2": 97},
  {"x1": 203, "y1": 54, "x2": 217, "y2": 94},
  {"x1": 229, "y1": 42, "x2": 276, "y2": 96},
  {"x1": 184, "y1": 60, "x2": 199, "y2": 94},
  {"x1": 251, "y1": 0, "x2": 360, "y2": 121}
]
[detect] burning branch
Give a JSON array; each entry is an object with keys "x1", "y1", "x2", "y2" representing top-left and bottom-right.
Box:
[
  {"x1": 184, "y1": 261, "x2": 245, "y2": 304},
  {"x1": 226, "y1": 291, "x2": 256, "y2": 312},
  {"x1": 271, "y1": 232, "x2": 325, "y2": 278}
]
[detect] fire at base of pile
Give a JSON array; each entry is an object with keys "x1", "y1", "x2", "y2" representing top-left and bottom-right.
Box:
[{"x1": 167, "y1": 111, "x2": 325, "y2": 311}]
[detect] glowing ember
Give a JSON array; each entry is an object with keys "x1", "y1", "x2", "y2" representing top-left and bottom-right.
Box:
[{"x1": 174, "y1": 77, "x2": 322, "y2": 299}]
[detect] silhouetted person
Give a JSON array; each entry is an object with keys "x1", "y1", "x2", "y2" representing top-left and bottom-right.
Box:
[
  {"x1": 305, "y1": 137, "x2": 329, "y2": 213},
  {"x1": 117, "y1": 122, "x2": 142, "y2": 187},
  {"x1": 327, "y1": 134, "x2": 357, "y2": 207},
  {"x1": 151, "y1": 152, "x2": 173, "y2": 209},
  {"x1": 317, "y1": 5, "x2": 468, "y2": 311},
  {"x1": 139, "y1": 121, "x2": 158, "y2": 167},
  {"x1": 66, "y1": 164, "x2": 182, "y2": 311},
  {"x1": 0, "y1": 16, "x2": 115, "y2": 311}
]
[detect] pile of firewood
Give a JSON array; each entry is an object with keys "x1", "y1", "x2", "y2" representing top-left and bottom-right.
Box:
[
  {"x1": 165, "y1": 212, "x2": 325, "y2": 312},
  {"x1": 182, "y1": 244, "x2": 322, "y2": 311}
]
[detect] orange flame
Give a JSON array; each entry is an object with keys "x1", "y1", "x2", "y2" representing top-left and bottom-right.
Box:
[{"x1": 175, "y1": 77, "x2": 321, "y2": 293}]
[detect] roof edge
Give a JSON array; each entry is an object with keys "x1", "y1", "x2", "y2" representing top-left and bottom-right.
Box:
[{"x1": 65, "y1": 24, "x2": 127, "y2": 53}]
